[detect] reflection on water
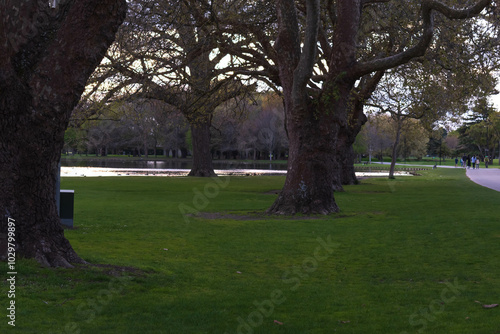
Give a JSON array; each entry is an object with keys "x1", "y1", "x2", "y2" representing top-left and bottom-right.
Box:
[{"x1": 61, "y1": 158, "x2": 287, "y2": 170}]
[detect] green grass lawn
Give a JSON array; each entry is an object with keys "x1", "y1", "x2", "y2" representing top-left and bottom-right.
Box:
[{"x1": 3, "y1": 169, "x2": 500, "y2": 334}]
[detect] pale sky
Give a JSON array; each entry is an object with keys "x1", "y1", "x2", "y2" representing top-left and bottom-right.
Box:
[
  {"x1": 492, "y1": 95, "x2": 500, "y2": 110},
  {"x1": 493, "y1": 74, "x2": 500, "y2": 111}
]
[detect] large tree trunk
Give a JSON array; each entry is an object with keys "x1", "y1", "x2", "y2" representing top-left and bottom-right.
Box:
[
  {"x1": 0, "y1": 94, "x2": 81, "y2": 267},
  {"x1": 267, "y1": 102, "x2": 341, "y2": 215},
  {"x1": 268, "y1": 0, "x2": 357, "y2": 215},
  {"x1": 188, "y1": 116, "x2": 216, "y2": 177},
  {"x1": 268, "y1": 0, "x2": 490, "y2": 214},
  {"x1": 0, "y1": 0, "x2": 127, "y2": 267}
]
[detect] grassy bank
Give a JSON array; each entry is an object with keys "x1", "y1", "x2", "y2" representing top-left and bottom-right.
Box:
[{"x1": 3, "y1": 169, "x2": 500, "y2": 333}]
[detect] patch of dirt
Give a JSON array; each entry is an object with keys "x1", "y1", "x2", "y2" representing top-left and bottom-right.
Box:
[
  {"x1": 360, "y1": 211, "x2": 385, "y2": 216},
  {"x1": 79, "y1": 263, "x2": 150, "y2": 277},
  {"x1": 262, "y1": 189, "x2": 281, "y2": 195},
  {"x1": 193, "y1": 211, "x2": 347, "y2": 221},
  {"x1": 194, "y1": 212, "x2": 264, "y2": 221},
  {"x1": 350, "y1": 190, "x2": 391, "y2": 194}
]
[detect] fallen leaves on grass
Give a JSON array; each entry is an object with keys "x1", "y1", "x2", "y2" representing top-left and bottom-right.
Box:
[
  {"x1": 483, "y1": 304, "x2": 499, "y2": 309},
  {"x1": 475, "y1": 301, "x2": 499, "y2": 309}
]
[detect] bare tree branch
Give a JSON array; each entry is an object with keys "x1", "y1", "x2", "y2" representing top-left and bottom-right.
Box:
[{"x1": 352, "y1": 0, "x2": 492, "y2": 78}]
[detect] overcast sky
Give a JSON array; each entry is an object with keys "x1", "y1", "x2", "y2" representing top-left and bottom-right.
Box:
[{"x1": 492, "y1": 77, "x2": 500, "y2": 110}]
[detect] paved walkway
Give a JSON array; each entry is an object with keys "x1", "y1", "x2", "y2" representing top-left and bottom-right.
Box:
[
  {"x1": 373, "y1": 162, "x2": 500, "y2": 192},
  {"x1": 371, "y1": 161, "x2": 456, "y2": 168},
  {"x1": 465, "y1": 168, "x2": 500, "y2": 192}
]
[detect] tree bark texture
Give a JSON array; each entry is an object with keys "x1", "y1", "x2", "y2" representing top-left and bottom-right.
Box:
[
  {"x1": 188, "y1": 116, "x2": 216, "y2": 177},
  {"x1": 268, "y1": 0, "x2": 355, "y2": 214},
  {"x1": 336, "y1": 139, "x2": 358, "y2": 189},
  {"x1": 0, "y1": 0, "x2": 127, "y2": 267},
  {"x1": 268, "y1": 99, "x2": 343, "y2": 214},
  {"x1": 336, "y1": 72, "x2": 385, "y2": 188},
  {"x1": 268, "y1": 0, "x2": 492, "y2": 214}
]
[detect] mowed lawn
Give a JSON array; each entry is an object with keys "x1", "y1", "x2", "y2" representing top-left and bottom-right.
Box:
[{"x1": 3, "y1": 169, "x2": 500, "y2": 334}]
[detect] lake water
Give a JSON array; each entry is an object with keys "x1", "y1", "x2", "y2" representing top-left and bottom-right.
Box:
[{"x1": 61, "y1": 158, "x2": 288, "y2": 170}]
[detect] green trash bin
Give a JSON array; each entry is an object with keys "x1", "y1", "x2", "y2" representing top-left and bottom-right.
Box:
[{"x1": 60, "y1": 190, "x2": 74, "y2": 228}]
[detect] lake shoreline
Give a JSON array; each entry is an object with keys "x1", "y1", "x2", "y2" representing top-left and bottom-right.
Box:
[{"x1": 61, "y1": 166, "x2": 413, "y2": 178}]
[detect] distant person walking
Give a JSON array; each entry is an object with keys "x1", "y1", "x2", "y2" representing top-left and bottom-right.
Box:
[
  {"x1": 455, "y1": 157, "x2": 458, "y2": 167},
  {"x1": 462, "y1": 154, "x2": 467, "y2": 168},
  {"x1": 467, "y1": 155, "x2": 471, "y2": 169},
  {"x1": 485, "y1": 156, "x2": 489, "y2": 168},
  {"x1": 471, "y1": 156, "x2": 476, "y2": 169},
  {"x1": 476, "y1": 157, "x2": 480, "y2": 169}
]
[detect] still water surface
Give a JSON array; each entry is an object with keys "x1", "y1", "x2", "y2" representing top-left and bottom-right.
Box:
[{"x1": 61, "y1": 158, "x2": 287, "y2": 170}]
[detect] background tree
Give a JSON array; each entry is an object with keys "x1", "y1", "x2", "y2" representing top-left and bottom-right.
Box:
[
  {"x1": 63, "y1": 127, "x2": 87, "y2": 155},
  {"x1": 80, "y1": 0, "x2": 256, "y2": 176},
  {"x1": 368, "y1": 70, "x2": 426, "y2": 178},
  {"x1": 366, "y1": 61, "x2": 473, "y2": 177},
  {"x1": 444, "y1": 132, "x2": 460, "y2": 158},
  {"x1": 211, "y1": 106, "x2": 242, "y2": 160},
  {"x1": 86, "y1": 119, "x2": 119, "y2": 156},
  {"x1": 0, "y1": 0, "x2": 127, "y2": 266},
  {"x1": 358, "y1": 114, "x2": 428, "y2": 163},
  {"x1": 357, "y1": 116, "x2": 392, "y2": 163},
  {"x1": 397, "y1": 119, "x2": 429, "y2": 161},
  {"x1": 427, "y1": 128, "x2": 450, "y2": 163},
  {"x1": 457, "y1": 99, "x2": 500, "y2": 160},
  {"x1": 156, "y1": 108, "x2": 189, "y2": 158},
  {"x1": 219, "y1": 0, "x2": 495, "y2": 214}
]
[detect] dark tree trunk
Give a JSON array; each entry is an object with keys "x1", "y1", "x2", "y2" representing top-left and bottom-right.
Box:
[
  {"x1": 267, "y1": 101, "x2": 341, "y2": 215},
  {"x1": 0, "y1": 0, "x2": 127, "y2": 267},
  {"x1": 268, "y1": 0, "x2": 354, "y2": 215},
  {"x1": 336, "y1": 72, "x2": 383, "y2": 189},
  {"x1": 188, "y1": 116, "x2": 216, "y2": 177},
  {"x1": 0, "y1": 98, "x2": 81, "y2": 266},
  {"x1": 143, "y1": 141, "x2": 149, "y2": 158},
  {"x1": 337, "y1": 141, "x2": 358, "y2": 189},
  {"x1": 334, "y1": 128, "x2": 360, "y2": 191},
  {"x1": 389, "y1": 119, "x2": 403, "y2": 179},
  {"x1": 269, "y1": 0, "x2": 488, "y2": 214}
]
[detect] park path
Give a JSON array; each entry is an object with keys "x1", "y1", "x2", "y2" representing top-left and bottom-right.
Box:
[
  {"x1": 466, "y1": 168, "x2": 500, "y2": 192},
  {"x1": 373, "y1": 162, "x2": 500, "y2": 192}
]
